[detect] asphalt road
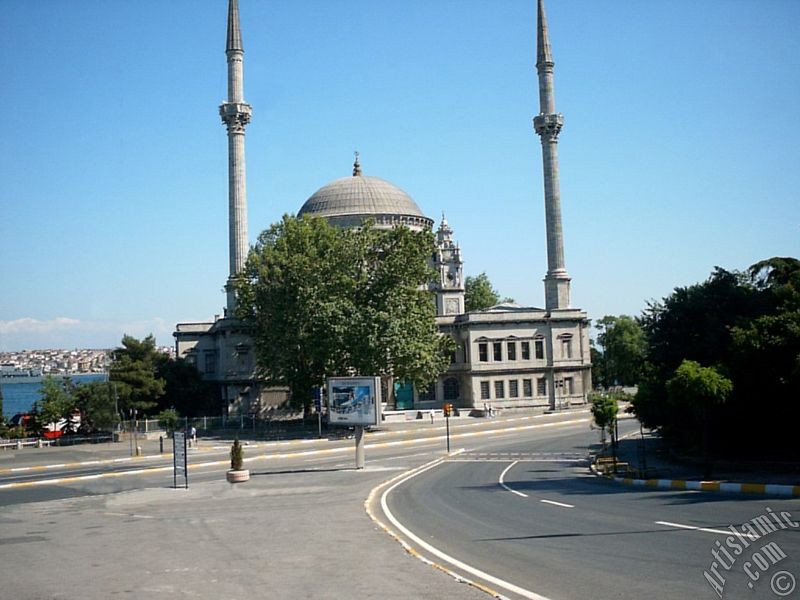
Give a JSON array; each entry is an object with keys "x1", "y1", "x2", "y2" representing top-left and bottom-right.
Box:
[
  {"x1": 3, "y1": 411, "x2": 797, "y2": 600},
  {"x1": 376, "y1": 419, "x2": 800, "y2": 600}
]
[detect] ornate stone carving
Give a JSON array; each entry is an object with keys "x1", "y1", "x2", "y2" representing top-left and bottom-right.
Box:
[
  {"x1": 533, "y1": 112, "x2": 564, "y2": 142},
  {"x1": 220, "y1": 102, "x2": 252, "y2": 133}
]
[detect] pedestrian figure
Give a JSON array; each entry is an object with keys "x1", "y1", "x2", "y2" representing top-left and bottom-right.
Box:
[
  {"x1": 190, "y1": 426, "x2": 197, "y2": 448},
  {"x1": 429, "y1": 409, "x2": 435, "y2": 424}
]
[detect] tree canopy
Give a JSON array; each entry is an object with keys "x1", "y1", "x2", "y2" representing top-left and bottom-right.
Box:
[
  {"x1": 631, "y1": 257, "x2": 799, "y2": 458},
  {"x1": 594, "y1": 315, "x2": 646, "y2": 387},
  {"x1": 235, "y1": 215, "x2": 455, "y2": 410},
  {"x1": 109, "y1": 334, "x2": 165, "y2": 414},
  {"x1": 464, "y1": 272, "x2": 512, "y2": 312}
]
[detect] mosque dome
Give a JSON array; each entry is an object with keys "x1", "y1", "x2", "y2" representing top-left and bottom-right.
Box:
[{"x1": 297, "y1": 156, "x2": 433, "y2": 231}]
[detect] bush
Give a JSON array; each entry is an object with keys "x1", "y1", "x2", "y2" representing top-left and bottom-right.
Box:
[{"x1": 156, "y1": 408, "x2": 180, "y2": 433}]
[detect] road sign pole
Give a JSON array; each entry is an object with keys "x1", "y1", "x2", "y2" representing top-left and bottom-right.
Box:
[
  {"x1": 354, "y1": 425, "x2": 365, "y2": 469},
  {"x1": 446, "y1": 414, "x2": 450, "y2": 453}
]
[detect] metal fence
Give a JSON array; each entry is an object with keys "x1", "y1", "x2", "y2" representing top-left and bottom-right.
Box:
[{"x1": 125, "y1": 410, "x2": 321, "y2": 440}]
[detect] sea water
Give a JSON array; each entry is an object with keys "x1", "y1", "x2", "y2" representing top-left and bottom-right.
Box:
[{"x1": 1, "y1": 374, "x2": 108, "y2": 419}]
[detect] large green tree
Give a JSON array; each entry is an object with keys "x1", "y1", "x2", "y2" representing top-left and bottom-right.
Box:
[
  {"x1": 631, "y1": 257, "x2": 799, "y2": 458},
  {"x1": 109, "y1": 335, "x2": 165, "y2": 415},
  {"x1": 155, "y1": 356, "x2": 218, "y2": 417},
  {"x1": 74, "y1": 381, "x2": 118, "y2": 432},
  {"x1": 32, "y1": 376, "x2": 76, "y2": 433},
  {"x1": 464, "y1": 272, "x2": 512, "y2": 312},
  {"x1": 595, "y1": 315, "x2": 646, "y2": 387},
  {"x1": 236, "y1": 215, "x2": 454, "y2": 410}
]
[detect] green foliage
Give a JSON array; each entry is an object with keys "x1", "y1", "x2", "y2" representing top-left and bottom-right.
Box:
[
  {"x1": 109, "y1": 334, "x2": 165, "y2": 415},
  {"x1": 155, "y1": 356, "x2": 218, "y2": 417},
  {"x1": 155, "y1": 408, "x2": 180, "y2": 433},
  {"x1": 464, "y1": 272, "x2": 512, "y2": 312},
  {"x1": 32, "y1": 376, "x2": 76, "y2": 433},
  {"x1": 594, "y1": 315, "x2": 646, "y2": 387},
  {"x1": 590, "y1": 393, "x2": 618, "y2": 432},
  {"x1": 236, "y1": 215, "x2": 454, "y2": 410},
  {"x1": 630, "y1": 257, "x2": 800, "y2": 458},
  {"x1": 665, "y1": 360, "x2": 733, "y2": 413},
  {"x1": 230, "y1": 438, "x2": 244, "y2": 470},
  {"x1": 74, "y1": 381, "x2": 118, "y2": 432}
]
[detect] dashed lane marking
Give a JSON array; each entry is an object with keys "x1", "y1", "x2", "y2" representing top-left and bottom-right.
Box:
[
  {"x1": 540, "y1": 499, "x2": 574, "y2": 508},
  {"x1": 655, "y1": 520, "x2": 758, "y2": 540}
]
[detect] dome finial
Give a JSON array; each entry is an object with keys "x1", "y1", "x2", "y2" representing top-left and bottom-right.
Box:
[{"x1": 353, "y1": 151, "x2": 362, "y2": 176}]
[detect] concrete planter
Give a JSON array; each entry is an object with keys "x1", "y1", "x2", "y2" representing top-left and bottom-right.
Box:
[{"x1": 226, "y1": 469, "x2": 250, "y2": 483}]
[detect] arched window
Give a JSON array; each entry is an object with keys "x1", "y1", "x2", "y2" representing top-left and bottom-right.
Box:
[{"x1": 443, "y1": 378, "x2": 459, "y2": 401}]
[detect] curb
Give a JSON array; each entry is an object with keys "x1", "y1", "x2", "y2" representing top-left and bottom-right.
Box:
[
  {"x1": 590, "y1": 464, "x2": 800, "y2": 497},
  {"x1": 365, "y1": 451, "x2": 512, "y2": 600}
]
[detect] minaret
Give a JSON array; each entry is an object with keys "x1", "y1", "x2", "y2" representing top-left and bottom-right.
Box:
[
  {"x1": 220, "y1": 0, "x2": 252, "y2": 313},
  {"x1": 533, "y1": 0, "x2": 571, "y2": 310}
]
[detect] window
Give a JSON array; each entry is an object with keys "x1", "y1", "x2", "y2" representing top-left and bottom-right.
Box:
[
  {"x1": 561, "y1": 336, "x2": 573, "y2": 359},
  {"x1": 450, "y1": 350, "x2": 457, "y2": 364},
  {"x1": 493, "y1": 342, "x2": 502, "y2": 362},
  {"x1": 521, "y1": 341, "x2": 530, "y2": 360},
  {"x1": 535, "y1": 339, "x2": 544, "y2": 360},
  {"x1": 480, "y1": 381, "x2": 490, "y2": 400},
  {"x1": 444, "y1": 378, "x2": 459, "y2": 401},
  {"x1": 494, "y1": 380, "x2": 505, "y2": 399},
  {"x1": 203, "y1": 351, "x2": 217, "y2": 375},
  {"x1": 509, "y1": 380, "x2": 519, "y2": 398},
  {"x1": 523, "y1": 378, "x2": 533, "y2": 397},
  {"x1": 479, "y1": 343, "x2": 488, "y2": 362},
  {"x1": 507, "y1": 342, "x2": 517, "y2": 361},
  {"x1": 537, "y1": 377, "x2": 547, "y2": 396},
  {"x1": 564, "y1": 377, "x2": 574, "y2": 396}
]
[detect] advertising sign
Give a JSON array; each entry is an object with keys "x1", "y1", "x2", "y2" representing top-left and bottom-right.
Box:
[{"x1": 326, "y1": 376, "x2": 381, "y2": 426}]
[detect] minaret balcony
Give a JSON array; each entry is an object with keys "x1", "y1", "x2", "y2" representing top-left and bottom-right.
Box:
[
  {"x1": 533, "y1": 113, "x2": 564, "y2": 138},
  {"x1": 219, "y1": 102, "x2": 252, "y2": 125}
]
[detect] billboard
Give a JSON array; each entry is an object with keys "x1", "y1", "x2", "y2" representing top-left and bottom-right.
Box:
[{"x1": 326, "y1": 376, "x2": 381, "y2": 426}]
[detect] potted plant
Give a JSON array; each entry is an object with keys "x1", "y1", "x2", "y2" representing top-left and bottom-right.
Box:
[{"x1": 226, "y1": 437, "x2": 250, "y2": 483}]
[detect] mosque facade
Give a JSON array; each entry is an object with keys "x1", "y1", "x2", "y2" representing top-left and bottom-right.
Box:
[{"x1": 174, "y1": 0, "x2": 592, "y2": 415}]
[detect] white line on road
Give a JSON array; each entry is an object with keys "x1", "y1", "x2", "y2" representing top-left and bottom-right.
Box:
[
  {"x1": 499, "y1": 461, "x2": 528, "y2": 498},
  {"x1": 378, "y1": 458, "x2": 552, "y2": 600},
  {"x1": 540, "y1": 499, "x2": 574, "y2": 508},
  {"x1": 655, "y1": 521, "x2": 757, "y2": 539}
]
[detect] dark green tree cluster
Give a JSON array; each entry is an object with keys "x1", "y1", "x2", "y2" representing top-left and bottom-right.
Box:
[
  {"x1": 464, "y1": 272, "x2": 513, "y2": 312},
  {"x1": 30, "y1": 376, "x2": 118, "y2": 434},
  {"x1": 235, "y1": 215, "x2": 455, "y2": 411},
  {"x1": 631, "y1": 257, "x2": 800, "y2": 458},
  {"x1": 109, "y1": 334, "x2": 217, "y2": 418}
]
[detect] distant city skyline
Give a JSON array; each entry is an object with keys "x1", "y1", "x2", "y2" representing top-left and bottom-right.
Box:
[{"x1": 2, "y1": 0, "x2": 798, "y2": 351}]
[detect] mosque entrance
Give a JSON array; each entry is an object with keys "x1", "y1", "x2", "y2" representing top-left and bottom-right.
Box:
[{"x1": 394, "y1": 380, "x2": 414, "y2": 410}]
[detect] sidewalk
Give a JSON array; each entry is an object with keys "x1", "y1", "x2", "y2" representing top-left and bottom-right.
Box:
[{"x1": 593, "y1": 419, "x2": 800, "y2": 495}]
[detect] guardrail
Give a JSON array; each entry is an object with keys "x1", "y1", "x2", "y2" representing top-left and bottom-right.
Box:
[{"x1": 0, "y1": 437, "x2": 54, "y2": 450}]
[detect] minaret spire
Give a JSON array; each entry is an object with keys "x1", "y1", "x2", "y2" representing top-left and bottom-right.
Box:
[
  {"x1": 533, "y1": 0, "x2": 571, "y2": 310},
  {"x1": 220, "y1": 0, "x2": 252, "y2": 314}
]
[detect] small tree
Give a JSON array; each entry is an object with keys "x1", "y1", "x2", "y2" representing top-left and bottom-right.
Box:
[
  {"x1": 591, "y1": 393, "x2": 619, "y2": 466},
  {"x1": 666, "y1": 360, "x2": 732, "y2": 478},
  {"x1": 464, "y1": 272, "x2": 513, "y2": 312},
  {"x1": 155, "y1": 409, "x2": 180, "y2": 435},
  {"x1": 230, "y1": 438, "x2": 244, "y2": 471}
]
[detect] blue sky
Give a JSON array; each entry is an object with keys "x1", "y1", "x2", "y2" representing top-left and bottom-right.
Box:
[{"x1": 1, "y1": 0, "x2": 798, "y2": 351}]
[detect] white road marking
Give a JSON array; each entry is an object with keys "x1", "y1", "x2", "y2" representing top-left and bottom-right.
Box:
[
  {"x1": 540, "y1": 499, "x2": 574, "y2": 508},
  {"x1": 655, "y1": 521, "x2": 757, "y2": 540},
  {"x1": 378, "y1": 458, "x2": 552, "y2": 600},
  {"x1": 499, "y1": 461, "x2": 528, "y2": 498}
]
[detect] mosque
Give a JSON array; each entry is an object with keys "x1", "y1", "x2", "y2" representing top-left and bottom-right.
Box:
[{"x1": 174, "y1": 0, "x2": 592, "y2": 415}]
